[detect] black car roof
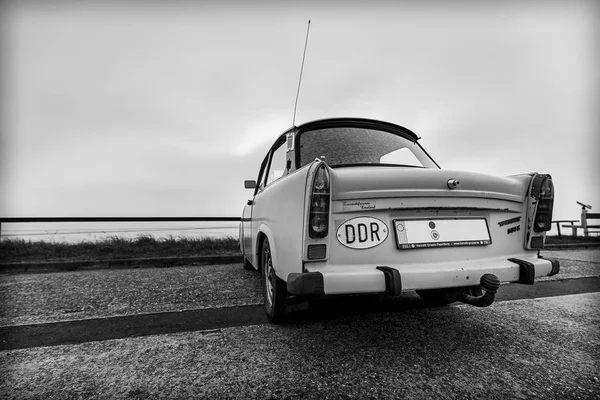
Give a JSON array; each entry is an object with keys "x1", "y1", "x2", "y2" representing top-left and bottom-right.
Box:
[{"x1": 290, "y1": 117, "x2": 420, "y2": 142}]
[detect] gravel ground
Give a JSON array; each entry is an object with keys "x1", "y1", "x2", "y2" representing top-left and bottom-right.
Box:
[
  {"x1": 0, "y1": 293, "x2": 598, "y2": 399},
  {"x1": 537, "y1": 249, "x2": 600, "y2": 282},
  {"x1": 543, "y1": 249, "x2": 600, "y2": 264},
  {"x1": 0, "y1": 264, "x2": 262, "y2": 326},
  {"x1": 0, "y1": 250, "x2": 598, "y2": 327}
]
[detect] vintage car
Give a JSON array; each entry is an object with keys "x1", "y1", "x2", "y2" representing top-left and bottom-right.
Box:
[{"x1": 239, "y1": 118, "x2": 559, "y2": 322}]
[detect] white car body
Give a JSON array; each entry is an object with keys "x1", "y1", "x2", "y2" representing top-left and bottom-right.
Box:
[{"x1": 240, "y1": 118, "x2": 558, "y2": 322}]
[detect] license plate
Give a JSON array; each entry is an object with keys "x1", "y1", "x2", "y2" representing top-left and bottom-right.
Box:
[{"x1": 393, "y1": 218, "x2": 491, "y2": 250}]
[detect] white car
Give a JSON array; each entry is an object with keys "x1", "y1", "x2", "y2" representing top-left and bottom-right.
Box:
[{"x1": 239, "y1": 118, "x2": 559, "y2": 322}]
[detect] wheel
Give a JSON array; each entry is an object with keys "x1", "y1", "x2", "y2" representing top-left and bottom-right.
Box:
[
  {"x1": 261, "y1": 238, "x2": 287, "y2": 323},
  {"x1": 416, "y1": 286, "x2": 483, "y2": 306},
  {"x1": 242, "y1": 256, "x2": 254, "y2": 271}
]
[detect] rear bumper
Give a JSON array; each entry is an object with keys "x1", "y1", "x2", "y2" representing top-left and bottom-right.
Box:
[{"x1": 287, "y1": 255, "x2": 559, "y2": 296}]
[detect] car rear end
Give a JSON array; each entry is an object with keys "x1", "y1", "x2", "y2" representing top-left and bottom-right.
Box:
[
  {"x1": 283, "y1": 119, "x2": 558, "y2": 306},
  {"x1": 288, "y1": 162, "x2": 558, "y2": 304}
]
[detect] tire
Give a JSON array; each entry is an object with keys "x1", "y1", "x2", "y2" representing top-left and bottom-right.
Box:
[
  {"x1": 261, "y1": 238, "x2": 287, "y2": 323},
  {"x1": 416, "y1": 286, "x2": 483, "y2": 306}
]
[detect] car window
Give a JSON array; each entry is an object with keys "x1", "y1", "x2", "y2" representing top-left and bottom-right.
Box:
[
  {"x1": 265, "y1": 140, "x2": 287, "y2": 187},
  {"x1": 298, "y1": 126, "x2": 437, "y2": 168},
  {"x1": 380, "y1": 147, "x2": 422, "y2": 166},
  {"x1": 254, "y1": 154, "x2": 268, "y2": 193}
]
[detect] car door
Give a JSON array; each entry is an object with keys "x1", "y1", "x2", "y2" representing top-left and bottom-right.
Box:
[
  {"x1": 242, "y1": 155, "x2": 268, "y2": 261},
  {"x1": 249, "y1": 137, "x2": 288, "y2": 261},
  {"x1": 241, "y1": 200, "x2": 253, "y2": 261}
]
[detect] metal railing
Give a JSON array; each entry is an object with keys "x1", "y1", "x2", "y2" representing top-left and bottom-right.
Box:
[{"x1": 0, "y1": 217, "x2": 242, "y2": 239}]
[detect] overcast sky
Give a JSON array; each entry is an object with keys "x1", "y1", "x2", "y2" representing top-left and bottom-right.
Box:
[{"x1": 1, "y1": 0, "x2": 598, "y2": 222}]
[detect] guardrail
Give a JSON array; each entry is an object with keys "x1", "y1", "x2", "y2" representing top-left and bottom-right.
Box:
[{"x1": 0, "y1": 217, "x2": 242, "y2": 239}]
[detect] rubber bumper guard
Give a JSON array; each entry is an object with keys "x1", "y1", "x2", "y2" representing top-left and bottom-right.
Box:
[
  {"x1": 508, "y1": 258, "x2": 535, "y2": 284},
  {"x1": 508, "y1": 256, "x2": 560, "y2": 285},
  {"x1": 376, "y1": 266, "x2": 402, "y2": 296},
  {"x1": 287, "y1": 272, "x2": 325, "y2": 296},
  {"x1": 539, "y1": 256, "x2": 560, "y2": 276}
]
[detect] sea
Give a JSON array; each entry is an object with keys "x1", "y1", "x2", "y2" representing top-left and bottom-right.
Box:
[{"x1": 0, "y1": 221, "x2": 240, "y2": 243}]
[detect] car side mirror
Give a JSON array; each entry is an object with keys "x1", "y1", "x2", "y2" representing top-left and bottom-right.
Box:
[{"x1": 244, "y1": 180, "x2": 256, "y2": 189}]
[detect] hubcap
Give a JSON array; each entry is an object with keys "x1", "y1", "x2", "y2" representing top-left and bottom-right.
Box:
[{"x1": 264, "y1": 248, "x2": 274, "y2": 307}]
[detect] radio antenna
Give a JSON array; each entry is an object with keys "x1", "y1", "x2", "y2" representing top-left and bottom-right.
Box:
[{"x1": 292, "y1": 20, "x2": 311, "y2": 127}]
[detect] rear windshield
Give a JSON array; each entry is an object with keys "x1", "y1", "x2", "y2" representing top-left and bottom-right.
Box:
[{"x1": 298, "y1": 126, "x2": 437, "y2": 168}]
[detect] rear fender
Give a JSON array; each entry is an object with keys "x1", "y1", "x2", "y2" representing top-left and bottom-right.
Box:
[{"x1": 256, "y1": 224, "x2": 280, "y2": 278}]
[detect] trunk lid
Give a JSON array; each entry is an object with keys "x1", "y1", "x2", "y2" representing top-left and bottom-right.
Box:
[{"x1": 330, "y1": 166, "x2": 531, "y2": 204}]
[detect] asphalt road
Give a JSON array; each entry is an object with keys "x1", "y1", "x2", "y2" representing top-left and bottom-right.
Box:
[{"x1": 0, "y1": 248, "x2": 599, "y2": 399}]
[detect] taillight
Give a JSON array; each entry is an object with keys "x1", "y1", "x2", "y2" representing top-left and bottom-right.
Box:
[
  {"x1": 532, "y1": 175, "x2": 554, "y2": 232},
  {"x1": 309, "y1": 164, "x2": 330, "y2": 238}
]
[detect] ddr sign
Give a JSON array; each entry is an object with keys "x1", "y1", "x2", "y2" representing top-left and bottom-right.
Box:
[{"x1": 336, "y1": 216, "x2": 389, "y2": 249}]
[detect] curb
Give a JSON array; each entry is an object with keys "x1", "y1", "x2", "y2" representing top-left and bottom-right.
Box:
[{"x1": 0, "y1": 254, "x2": 243, "y2": 274}]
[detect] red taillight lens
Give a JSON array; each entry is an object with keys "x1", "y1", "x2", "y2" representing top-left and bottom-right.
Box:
[
  {"x1": 533, "y1": 175, "x2": 554, "y2": 232},
  {"x1": 309, "y1": 165, "x2": 330, "y2": 238}
]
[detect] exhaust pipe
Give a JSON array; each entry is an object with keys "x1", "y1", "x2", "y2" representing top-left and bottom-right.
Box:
[{"x1": 451, "y1": 274, "x2": 500, "y2": 307}]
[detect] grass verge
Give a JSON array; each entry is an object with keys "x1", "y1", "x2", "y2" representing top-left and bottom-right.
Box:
[
  {"x1": 0, "y1": 235, "x2": 240, "y2": 263},
  {"x1": 1, "y1": 234, "x2": 597, "y2": 264}
]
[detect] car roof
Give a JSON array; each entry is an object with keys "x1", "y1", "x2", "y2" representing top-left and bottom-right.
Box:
[{"x1": 290, "y1": 117, "x2": 420, "y2": 142}]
